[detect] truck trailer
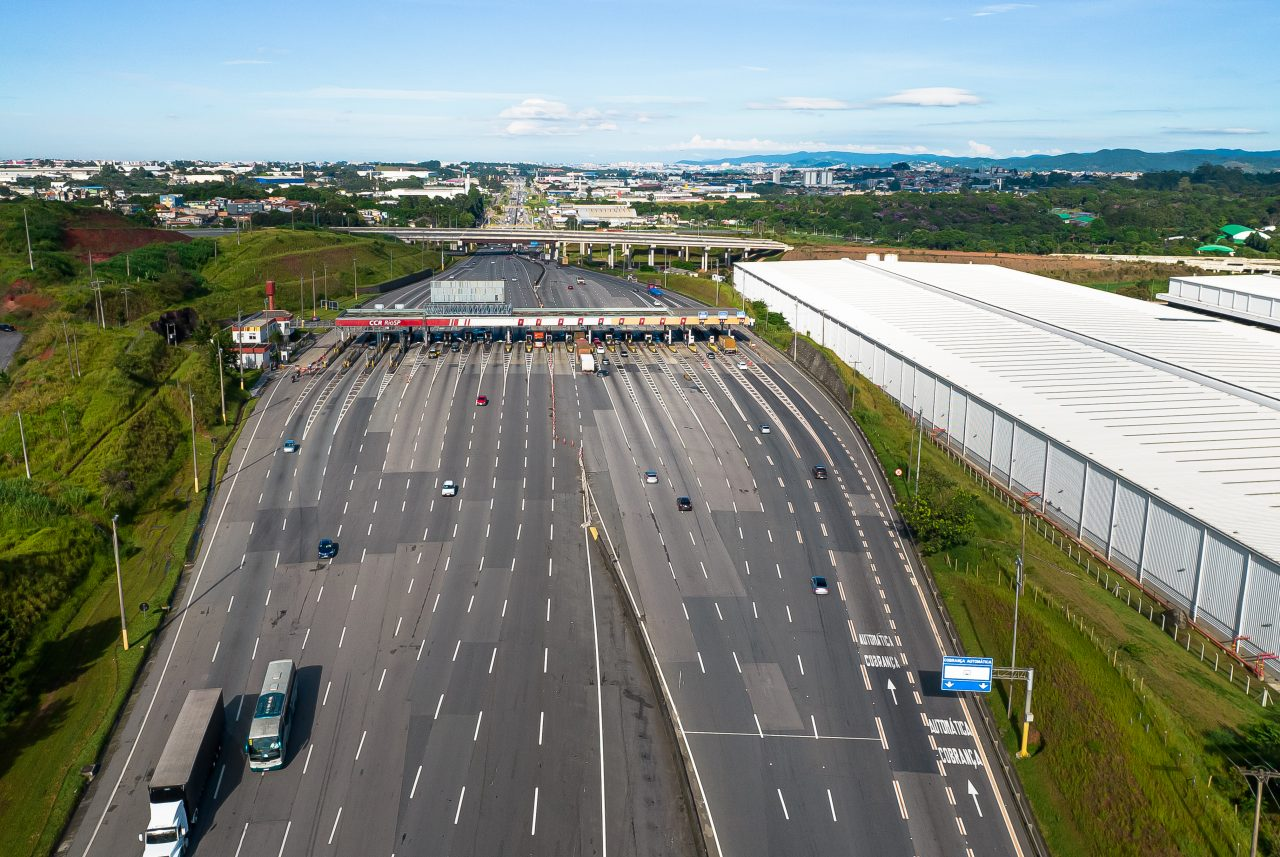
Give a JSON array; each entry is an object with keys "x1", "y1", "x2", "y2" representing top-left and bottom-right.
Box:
[
  {"x1": 575, "y1": 338, "x2": 596, "y2": 373},
  {"x1": 142, "y1": 688, "x2": 225, "y2": 856}
]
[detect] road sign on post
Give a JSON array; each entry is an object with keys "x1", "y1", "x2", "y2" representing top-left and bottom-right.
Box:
[{"x1": 941, "y1": 656, "x2": 994, "y2": 693}]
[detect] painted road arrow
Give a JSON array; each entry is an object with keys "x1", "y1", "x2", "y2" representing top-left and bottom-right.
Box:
[{"x1": 967, "y1": 780, "x2": 983, "y2": 817}]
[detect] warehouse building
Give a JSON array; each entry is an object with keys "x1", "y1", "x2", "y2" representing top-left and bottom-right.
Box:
[
  {"x1": 736, "y1": 257, "x2": 1280, "y2": 675},
  {"x1": 1160, "y1": 273, "x2": 1280, "y2": 333}
]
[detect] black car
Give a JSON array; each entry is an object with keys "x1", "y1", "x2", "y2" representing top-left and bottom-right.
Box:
[
  {"x1": 676, "y1": 496, "x2": 693, "y2": 511},
  {"x1": 317, "y1": 539, "x2": 338, "y2": 559},
  {"x1": 812, "y1": 465, "x2": 828, "y2": 480},
  {"x1": 0, "y1": 323, "x2": 15, "y2": 332}
]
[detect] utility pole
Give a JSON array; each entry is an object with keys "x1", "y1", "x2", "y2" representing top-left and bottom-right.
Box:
[
  {"x1": 17, "y1": 411, "x2": 31, "y2": 479},
  {"x1": 914, "y1": 412, "x2": 924, "y2": 495},
  {"x1": 188, "y1": 387, "x2": 199, "y2": 494},
  {"x1": 1237, "y1": 767, "x2": 1280, "y2": 857},
  {"x1": 62, "y1": 319, "x2": 74, "y2": 379},
  {"x1": 112, "y1": 514, "x2": 129, "y2": 651},
  {"x1": 323, "y1": 262, "x2": 329, "y2": 309},
  {"x1": 23, "y1": 207, "x2": 34, "y2": 270},
  {"x1": 88, "y1": 254, "x2": 105, "y2": 328},
  {"x1": 311, "y1": 271, "x2": 317, "y2": 319},
  {"x1": 71, "y1": 327, "x2": 82, "y2": 377},
  {"x1": 237, "y1": 309, "x2": 245, "y2": 390},
  {"x1": 353, "y1": 259, "x2": 358, "y2": 301},
  {"x1": 121, "y1": 285, "x2": 132, "y2": 322}
]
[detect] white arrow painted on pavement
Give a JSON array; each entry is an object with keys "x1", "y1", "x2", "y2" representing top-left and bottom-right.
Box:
[
  {"x1": 886, "y1": 679, "x2": 898, "y2": 705},
  {"x1": 967, "y1": 780, "x2": 983, "y2": 817}
]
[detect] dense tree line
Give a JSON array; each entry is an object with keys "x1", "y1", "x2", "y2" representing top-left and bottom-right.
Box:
[{"x1": 635, "y1": 166, "x2": 1280, "y2": 256}]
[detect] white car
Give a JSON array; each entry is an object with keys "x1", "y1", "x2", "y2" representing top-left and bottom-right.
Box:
[
  {"x1": 759, "y1": 424, "x2": 771, "y2": 434},
  {"x1": 441, "y1": 480, "x2": 458, "y2": 497},
  {"x1": 737, "y1": 361, "x2": 748, "y2": 370}
]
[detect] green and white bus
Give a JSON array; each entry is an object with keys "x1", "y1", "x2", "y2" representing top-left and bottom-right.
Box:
[{"x1": 246, "y1": 659, "x2": 296, "y2": 772}]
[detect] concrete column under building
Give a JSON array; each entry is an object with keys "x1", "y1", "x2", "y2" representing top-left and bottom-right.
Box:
[
  {"x1": 648, "y1": 247, "x2": 656, "y2": 267},
  {"x1": 701, "y1": 247, "x2": 710, "y2": 271},
  {"x1": 608, "y1": 246, "x2": 616, "y2": 268},
  {"x1": 579, "y1": 241, "x2": 587, "y2": 257},
  {"x1": 622, "y1": 244, "x2": 630, "y2": 269}
]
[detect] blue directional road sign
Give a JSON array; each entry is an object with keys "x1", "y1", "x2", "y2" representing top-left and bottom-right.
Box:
[{"x1": 941, "y1": 656, "x2": 994, "y2": 693}]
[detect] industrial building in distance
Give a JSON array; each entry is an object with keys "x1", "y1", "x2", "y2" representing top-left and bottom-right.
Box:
[{"x1": 736, "y1": 257, "x2": 1280, "y2": 676}]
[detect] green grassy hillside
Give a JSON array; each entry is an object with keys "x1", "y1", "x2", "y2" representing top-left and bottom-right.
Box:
[{"x1": 0, "y1": 201, "x2": 430, "y2": 856}]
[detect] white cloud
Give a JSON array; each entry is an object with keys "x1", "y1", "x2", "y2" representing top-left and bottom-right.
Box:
[
  {"x1": 967, "y1": 140, "x2": 995, "y2": 156},
  {"x1": 498, "y1": 98, "x2": 629, "y2": 136},
  {"x1": 659, "y1": 135, "x2": 934, "y2": 154},
  {"x1": 747, "y1": 96, "x2": 856, "y2": 111},
  {"x1": 973, "y1": 3, "x2": 1034, "y2": 15},
  {"x1": 1165, "y1": 126, "x2": 1264, "y2": 135},
  {"x1": 301, "y1": 87, "x2": 520, "y2": 101},
  {"x1": 876, "y1": 87, "x2": 982, "y2": 107},
  {"x1": 500, "y1": 98, "x2": 577, "y2": 120},
  {"x1": 742, "y1": 66, "x2": 769, "y2": 73},
  {"x1": 223, "y1": 59, "x2": 271, "y2": 65}
]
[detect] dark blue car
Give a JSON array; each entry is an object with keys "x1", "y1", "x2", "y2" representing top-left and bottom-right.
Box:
[{"x1": 318, "y1": 539, "x2": 338, "y2": 559}]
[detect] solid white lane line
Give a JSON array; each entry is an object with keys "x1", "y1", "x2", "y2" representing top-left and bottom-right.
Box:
[
  {"x1": 434, "y1": 694, "x2": 445, "y2": 720},
  {"x1": 531, "y1": 786, "x2": 540, "y2": 836},
  {"x1": 538, "y1": 711, "x2": 545, "y2": 746},
  {"x1": 378, "y1": 668, "x2": 387, "y2": 691},
  {"x1": 327, "y1": 807, "x2": 342, "y2": 845},
  {"x1": 276, "y1": 821, "x2": 291, "y2": 857},
  {"x1": 303, "y1": 743, "x2": 314, "y2": 775},
  {"x1": 323, "y1": 681, "x2": 331, "y2": 705},
  {"x1": 233, "y1": 823, "x2": 249, "y2": 857},
  {"x1": 488, "y1": 647, "x2": 497, "y2": 673},
  {"x1": 250, "y1": 637, "x2": 258, "y2": 662},
  {"x1": 827, "y1": 788, "x2": 838, "y2": 822},
  {"x1": 410, "y1": 765, "x2": 423, "y2": 799},
  {"x1": 454, "y1": 787, "x2": 466, "y2": 824},
  {"x1": 211, "y1": 641, "x2": 220, "y2": 663},
  {"x1": 797, "y1": 654, "x2": 805, "y2": 676},
  {"x1": 355, "y1": 731, "x2": 366, "y2": 760}
]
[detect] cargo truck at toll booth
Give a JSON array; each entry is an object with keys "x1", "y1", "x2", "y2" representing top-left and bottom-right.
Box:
[
  {"x1": 576, "y1": 338, "x2": 596, "y2": 373},
  {"x1": 141, "y1": 688, "x2": 224, "y2": 856}
]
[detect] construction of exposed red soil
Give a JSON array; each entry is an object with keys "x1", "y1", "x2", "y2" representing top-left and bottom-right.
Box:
[{"x1": 62, "y1": 209, "x2": 188, "y2": 261}]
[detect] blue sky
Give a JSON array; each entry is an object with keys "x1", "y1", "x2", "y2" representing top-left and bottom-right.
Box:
[{"x1": 3, "y1": 0, "x2": 1277, "y2": 163}]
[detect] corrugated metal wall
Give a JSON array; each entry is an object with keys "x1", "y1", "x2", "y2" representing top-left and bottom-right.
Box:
[{"x1": 738, "y1": 268, "x2": 1280, "y2": 665}]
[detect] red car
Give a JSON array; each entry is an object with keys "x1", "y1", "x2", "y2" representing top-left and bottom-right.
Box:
[{"x1": 476, "y1": 395, "x2": 489, "y2": 406}]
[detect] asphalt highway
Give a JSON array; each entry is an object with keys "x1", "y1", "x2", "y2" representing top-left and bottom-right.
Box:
[
  {"x1": 63, "y1": 252, "x2": 1031, "y2": 857},
  {"x1": 61, "y1": 258, "x2": 696, "y2": 857},
  {"x1": 577, "y1": 334, "x2": 1032, "y2": 856}
]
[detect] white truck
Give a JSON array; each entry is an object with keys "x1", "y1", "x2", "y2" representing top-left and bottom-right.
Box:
[
  {"x1": 579, "y1": 351, "x2": 596, "y2": 373},
  {"x1": 141, "y1": 688, "x2": 224, "y2": 856}
]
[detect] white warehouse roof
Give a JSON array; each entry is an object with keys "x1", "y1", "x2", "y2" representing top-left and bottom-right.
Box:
[
  {"x1": 1160, "y1": 273, "x2": 1280, "y2": 332},
  {"x1": 736, "y1": 258, "x2": 1280, "y2": 564}
]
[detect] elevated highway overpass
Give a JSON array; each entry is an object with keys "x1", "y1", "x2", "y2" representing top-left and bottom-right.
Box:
[{"x1": 336, "y1": 226, "x2": 790, "y2": 270}]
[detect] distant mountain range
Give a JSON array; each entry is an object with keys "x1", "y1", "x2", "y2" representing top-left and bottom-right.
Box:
[{"x1": 676, "y1": 148, "x2": 1280, "y2": 173}]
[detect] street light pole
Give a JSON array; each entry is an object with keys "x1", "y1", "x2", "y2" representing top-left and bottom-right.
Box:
[
  {"x1": 188, "y1": 387, "x2": 200, "y2": 494},
  {"x1": 112, "y1": 514, "x2": 129, "y2": 651},
  {"x1": 212, "y1": 338, "x2": 226, "y2": 424},
  {"x1": 1009, "y1": 511, "x2": 1026, "y2": 717}
]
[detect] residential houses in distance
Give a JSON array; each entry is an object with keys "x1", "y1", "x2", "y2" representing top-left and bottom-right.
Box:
[{"x1": 152, "y1": 194, "x2": 315, "y2": 227}]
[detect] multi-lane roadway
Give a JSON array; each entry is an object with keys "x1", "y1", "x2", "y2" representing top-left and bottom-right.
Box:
[{"x1": 63, "y1": 252, "x2": 1031, "y2": 857}]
